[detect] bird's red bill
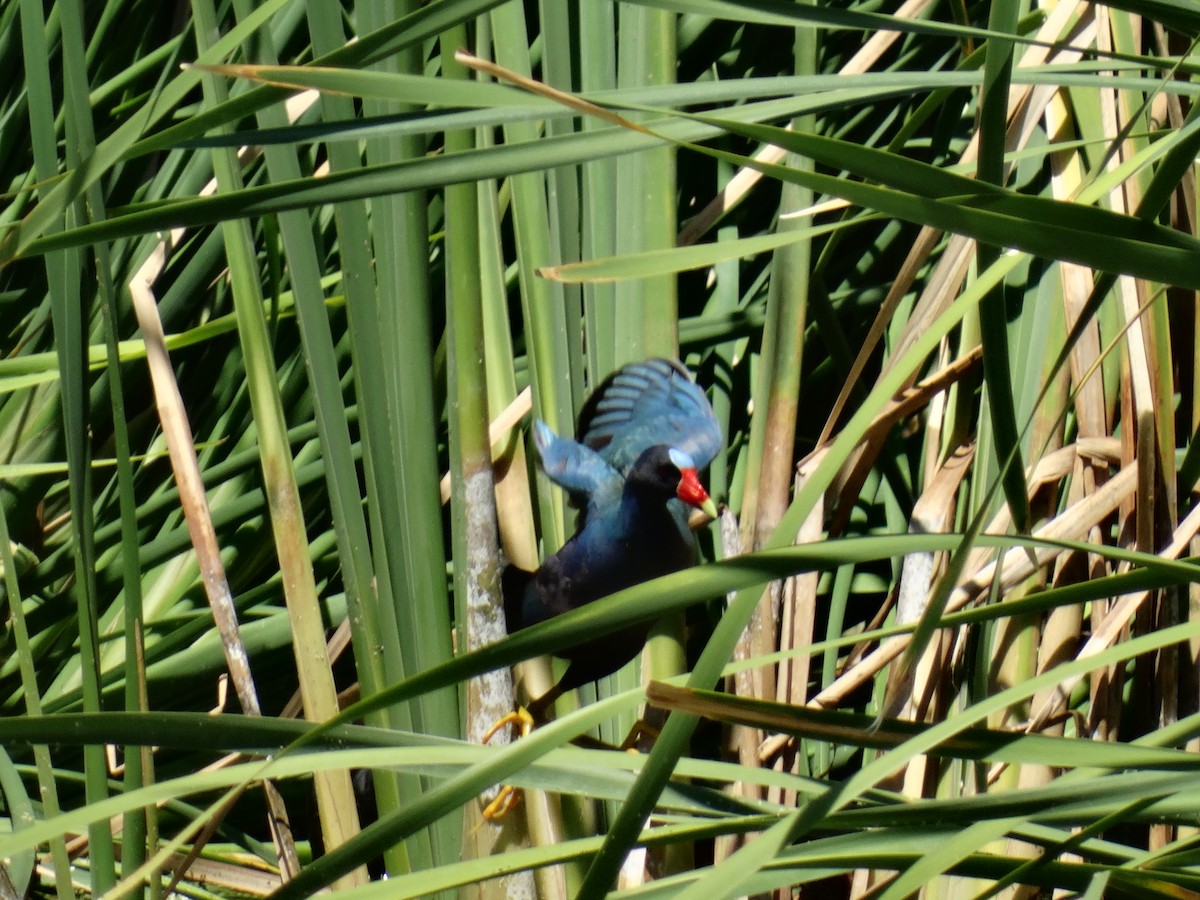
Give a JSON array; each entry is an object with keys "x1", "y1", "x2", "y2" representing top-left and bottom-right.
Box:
[{"x1": 676, "y1": 467, "x2": 712, "y2": 510}]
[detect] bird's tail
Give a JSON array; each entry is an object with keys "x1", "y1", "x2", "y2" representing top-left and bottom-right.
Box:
[{"x1": 501, "y1": 564, "x2": 534, "y2": 631}]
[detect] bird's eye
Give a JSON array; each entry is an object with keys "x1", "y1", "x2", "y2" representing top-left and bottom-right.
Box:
[{"x1": 658, "y1": 463, "x2": 678, "y2": 480}]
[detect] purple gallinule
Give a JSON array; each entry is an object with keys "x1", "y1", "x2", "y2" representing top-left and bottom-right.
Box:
[
  {"x1": 483, "y1": 359, "x2": 720, "y2": 817},
  {"x1": 498, "y1": 359, "x2": 720, "y2": 708}
]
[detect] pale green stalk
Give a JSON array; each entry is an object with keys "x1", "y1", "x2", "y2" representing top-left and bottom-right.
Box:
[
  {"x1": 188, "y1": 0, "x2": 364, "y2": 882},
  {"x1": 22, "y1": 0, "x2": 115, "y2": 887}
]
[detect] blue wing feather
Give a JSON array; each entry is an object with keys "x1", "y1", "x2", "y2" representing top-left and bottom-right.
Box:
[
  {"x1": 578, "y1": 358, "x2": 722, "y2": 474},
  {"x1": 532, "y1": 418, "x2": 619, "y2": 501},
  {"x1": 530, "y1": 359, "x2": 720, "y2": 510}
]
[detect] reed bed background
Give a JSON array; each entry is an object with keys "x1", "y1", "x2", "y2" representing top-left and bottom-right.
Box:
[{"x1": 2, "y1": 0, "x2": 1200, "y2": 897}]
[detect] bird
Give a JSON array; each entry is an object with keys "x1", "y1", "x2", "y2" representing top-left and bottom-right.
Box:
[
  {"x1": 480, "y1": 359, "x2": 721, "y2": 819},
  {"x1": 503, "y1": 358, "x2": 722, "y2": 722}
]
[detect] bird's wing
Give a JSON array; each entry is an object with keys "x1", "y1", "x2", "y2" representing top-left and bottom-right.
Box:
[
  {"x1": 533, "y1": 419, "x2": 620, "y2": 501},
  {"x1": 577, "y1": 358, "x2": 722, "y2": 473}
]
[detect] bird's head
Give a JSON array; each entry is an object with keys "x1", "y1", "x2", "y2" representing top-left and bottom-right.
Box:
[{"x1": 630, "y1": 445, "x2": 718, "y2": 519}]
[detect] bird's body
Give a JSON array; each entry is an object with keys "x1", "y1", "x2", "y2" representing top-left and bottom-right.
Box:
[
  {"x1": 504, "y1": 359, "x2": 721, "y2": 715},
  {"x1": 505, "y1": 446, "x2": 703, "y2": 692}
]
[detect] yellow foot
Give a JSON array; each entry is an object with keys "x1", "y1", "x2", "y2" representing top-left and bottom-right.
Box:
[
  {"x1": 481, "y1": 784, "x2": 523, "y2": 822},
  {"x1": 478, "y1": 707, "x2": 535, "y2": 822},
  {"x1": 481, "y1": 706, "x2": 535, "y2": 744}
]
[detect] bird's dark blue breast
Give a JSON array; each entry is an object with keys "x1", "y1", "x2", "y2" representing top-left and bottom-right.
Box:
[
  {"x1": 510, "y1": 501, "x2": 696, "y2": 688},
  {"x1": 521, "y1": 503, "x2": 693, "y2": 621}
]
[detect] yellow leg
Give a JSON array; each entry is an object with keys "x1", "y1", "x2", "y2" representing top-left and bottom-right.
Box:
[
  {"x1": 480, "y1": 706, "x2": 534, "y2": 744},
  {"x1": 478, "y1": 707, "x2": 536, "y2": 822},
  {"x1": 480, "y1": 784, "x2": 523, "y2": 822}
]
